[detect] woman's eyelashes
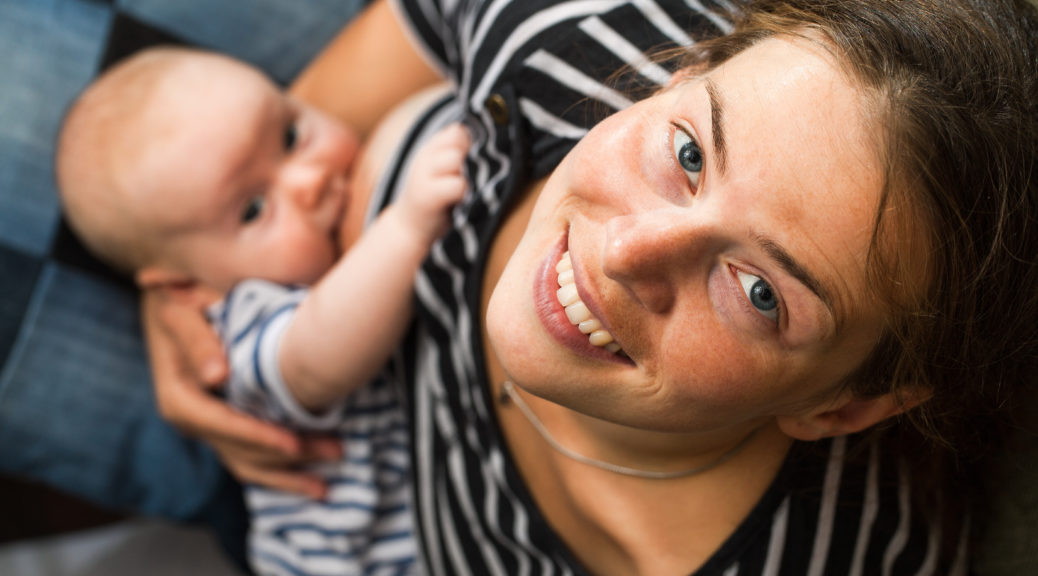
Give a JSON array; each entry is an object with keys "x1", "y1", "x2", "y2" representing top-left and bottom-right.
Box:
[
  {"x1": 736, "y1": 269, "x2": 780, "y2": 323},
  {"x1": 672, "y1": 125, "x2": 703, "y2": 190},
  {"x1": 240, "y1": 196, "x2": 266, "y2": 224}
]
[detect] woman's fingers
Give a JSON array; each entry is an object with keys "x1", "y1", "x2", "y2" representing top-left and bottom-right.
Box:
[
  {"x1": 212, "y1": 432, "x2": 344, "y2": 470},
  {"x1": 152, "y1": 344, "x2": 344, "y2": 494},
  {"x1": 143, "y1": 285, "x2": 228, "y2": 388},
  {"x1": 165, "y1": 381, "x2": 343, "y2": 496},
  {"x1": 142, "y1": 289, "x2": 229, "y2": 432},
  {"x1": 224, "y1": 460, "x2": 330, "y2": 501},
  {"x1": 299, "y1": 435, "x2": 345, "y2": 462},
  {"x1": 141, "y1": 286, "x2": 342, "y2": 495},
  {"x1": 207, "y1": 419, "x2": 344, "y2": 500},
  {"x1": 167, "y1": 378, "x2": 301, "y2": 455}
]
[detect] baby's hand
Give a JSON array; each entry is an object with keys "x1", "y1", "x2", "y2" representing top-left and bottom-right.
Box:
[{"x1": 397, "y1": 123, "x2": 470, "y2": 245}]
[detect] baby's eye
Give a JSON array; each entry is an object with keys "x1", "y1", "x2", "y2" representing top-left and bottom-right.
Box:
[
  {"x1": 736, "y1": 270, "x2": 780, "y2": 322},
  {"x1": 672, "y1": 127, "x2": 703, "y2": 188},
  {"x1": 240, "y1": 196, "x2": 266, "y2": 224},
  {"x1": 283, "y1": 123, "x2": 298, "y2": 152}
]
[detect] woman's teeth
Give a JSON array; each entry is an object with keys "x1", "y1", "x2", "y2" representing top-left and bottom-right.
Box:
[{"x1": 556, "y1": 252, "x2": 623, "y2": 355}]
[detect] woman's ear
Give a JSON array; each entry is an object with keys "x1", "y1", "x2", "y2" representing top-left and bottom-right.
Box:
[{"x1": 776, "y1": 387, "x2": 931, "y2": 441}]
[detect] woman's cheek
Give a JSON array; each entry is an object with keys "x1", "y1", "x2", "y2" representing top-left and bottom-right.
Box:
[{"x1": 669, "y1": 266, "x2": 767, "y2": 394}]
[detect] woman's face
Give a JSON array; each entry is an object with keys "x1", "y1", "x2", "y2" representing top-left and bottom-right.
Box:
[{"x1": 487, "y1": 36, "x2": 891, "y2": 434}]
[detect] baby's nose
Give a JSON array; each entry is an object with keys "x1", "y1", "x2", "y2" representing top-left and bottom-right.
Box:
[{"x1": 283, "y1": 164, "x2": 329, "y2": 210}]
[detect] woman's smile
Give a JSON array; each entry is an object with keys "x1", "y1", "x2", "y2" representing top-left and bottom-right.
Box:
[
  {"x1": 534, "y1": 232, "x2": 632, "y2": 364},
  {"x1": 556, "y1": 251, "x2": 624, "y2": 355}
]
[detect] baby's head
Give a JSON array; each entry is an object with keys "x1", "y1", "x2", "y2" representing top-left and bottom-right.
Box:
[{"x1": 57, "y1": 47, "x2": 360, "y2": 294}]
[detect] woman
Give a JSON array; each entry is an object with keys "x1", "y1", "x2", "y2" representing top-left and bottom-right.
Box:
[{"x1": 149, "y1": 0, "x2": 1038, "y2": 573}]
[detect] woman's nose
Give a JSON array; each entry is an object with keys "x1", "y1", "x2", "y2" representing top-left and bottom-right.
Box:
[{"x1": 602, "y1": 210, "x2": 709, "y2": 314}]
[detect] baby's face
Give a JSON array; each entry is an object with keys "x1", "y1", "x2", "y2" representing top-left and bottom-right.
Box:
[{"x1": 126, "y1": 54, "x2": 361, "y2": 293}]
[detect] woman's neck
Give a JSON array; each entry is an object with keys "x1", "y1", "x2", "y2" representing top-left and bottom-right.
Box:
[{"x1": 495, "y1": 373, "x2": 793, "y2": 575}]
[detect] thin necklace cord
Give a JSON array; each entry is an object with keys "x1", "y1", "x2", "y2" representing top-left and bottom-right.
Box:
[{"x1": 501, "y1": 380, "x2": 761, "y2": 481}]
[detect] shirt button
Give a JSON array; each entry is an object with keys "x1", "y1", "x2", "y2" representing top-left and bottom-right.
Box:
[{"x1": 485, "y1": 93, "x2": 509, "y2": 125}]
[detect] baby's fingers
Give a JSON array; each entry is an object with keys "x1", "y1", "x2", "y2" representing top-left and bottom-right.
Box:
[
  {"x1": 427, "y1": 122, "x2": 471, "y2": 149},
  {"x1": 424, "y1": 125, "x2": 471, "y2": 168}
]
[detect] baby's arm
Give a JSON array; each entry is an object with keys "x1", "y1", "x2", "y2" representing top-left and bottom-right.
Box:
[{"x1": 279, "y1": 123, "x2": 470, "y2": 411}]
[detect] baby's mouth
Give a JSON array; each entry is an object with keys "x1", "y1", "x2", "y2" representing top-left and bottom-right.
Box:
[{"x1": 555, "y1": 251, "x2": 625, "y2": 356}]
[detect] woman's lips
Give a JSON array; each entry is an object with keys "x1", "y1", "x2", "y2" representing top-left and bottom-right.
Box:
[
  {"x1": 534, "y1": 234, "x2": 628, "y2": 363},
  {"x1": 555, "y1": 251, "x2": 623, "y2": 354}
]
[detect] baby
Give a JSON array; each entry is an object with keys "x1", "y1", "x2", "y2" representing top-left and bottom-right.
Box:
[{"x1": 56, "y1": 46, "x2": 468, "y2": 575}]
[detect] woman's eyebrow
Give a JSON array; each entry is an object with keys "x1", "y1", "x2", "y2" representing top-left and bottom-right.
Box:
[
  {"x1": 705, "y1": 78, "x2": 729, "y2": 176},
  {"x1": 755, "y1": 234, "x2": 836, "y2": 319}
]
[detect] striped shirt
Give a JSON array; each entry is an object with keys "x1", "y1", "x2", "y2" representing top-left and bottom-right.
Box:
[
  {"x1": 376, "y1": 0, "x2": 969, "y2": 574},
  {"x1": 209, "y1": 279, "x2": 417, "y2": 576}
]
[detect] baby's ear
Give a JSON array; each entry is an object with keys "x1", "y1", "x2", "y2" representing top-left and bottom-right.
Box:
[
  {"x1": 136, "y1": 265, "x2": 221, "y2": 308},
  {"x1": 776, "y1": 387, "x2": 931, "y2": 441},
  {"x1": 135, "y1": 265, "x2": 193, "y2": 290}
]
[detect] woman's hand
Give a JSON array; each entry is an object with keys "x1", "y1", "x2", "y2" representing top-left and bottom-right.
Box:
[{"x1": 141, "y1": 286, "x2": 342, "y2": 500}]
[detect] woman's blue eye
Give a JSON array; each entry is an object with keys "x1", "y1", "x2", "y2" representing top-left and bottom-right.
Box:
[
  {"x1": 241, "y1": 196, "x2": 265, "y2": 224},
  {"x1": 736, "y1": 270, "x2": 780, "y2": 322},
  {"x1": 672, "y1": 127, "x2": 703, "y2": 188},
  {"x1": 283, "y1": 123, "x2": 298, "y2": 152}
]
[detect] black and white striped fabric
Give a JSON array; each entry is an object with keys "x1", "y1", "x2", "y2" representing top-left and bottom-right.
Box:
[
  {"x1": 209, "y1": 279, "x2": 417, "y2": 576},
  {"x1": 378, "y1": 0, "x2": 968, "y2": 574}
]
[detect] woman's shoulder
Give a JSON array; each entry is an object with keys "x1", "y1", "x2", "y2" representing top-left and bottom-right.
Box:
[
  {"x1": 339, "y1": 83, "x2": 455, "y2": 247},
  {"x1": 740, "y1": 434, "x2": 969, "y2": 575}
]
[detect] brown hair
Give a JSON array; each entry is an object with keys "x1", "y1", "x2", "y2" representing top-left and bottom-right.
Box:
[
  {"x1": 705, "y1": 0, "x2": 1037, "y2": 451},
  {"x1": 675, "y1": 0, "x2": 1037, "y2": 557}
]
